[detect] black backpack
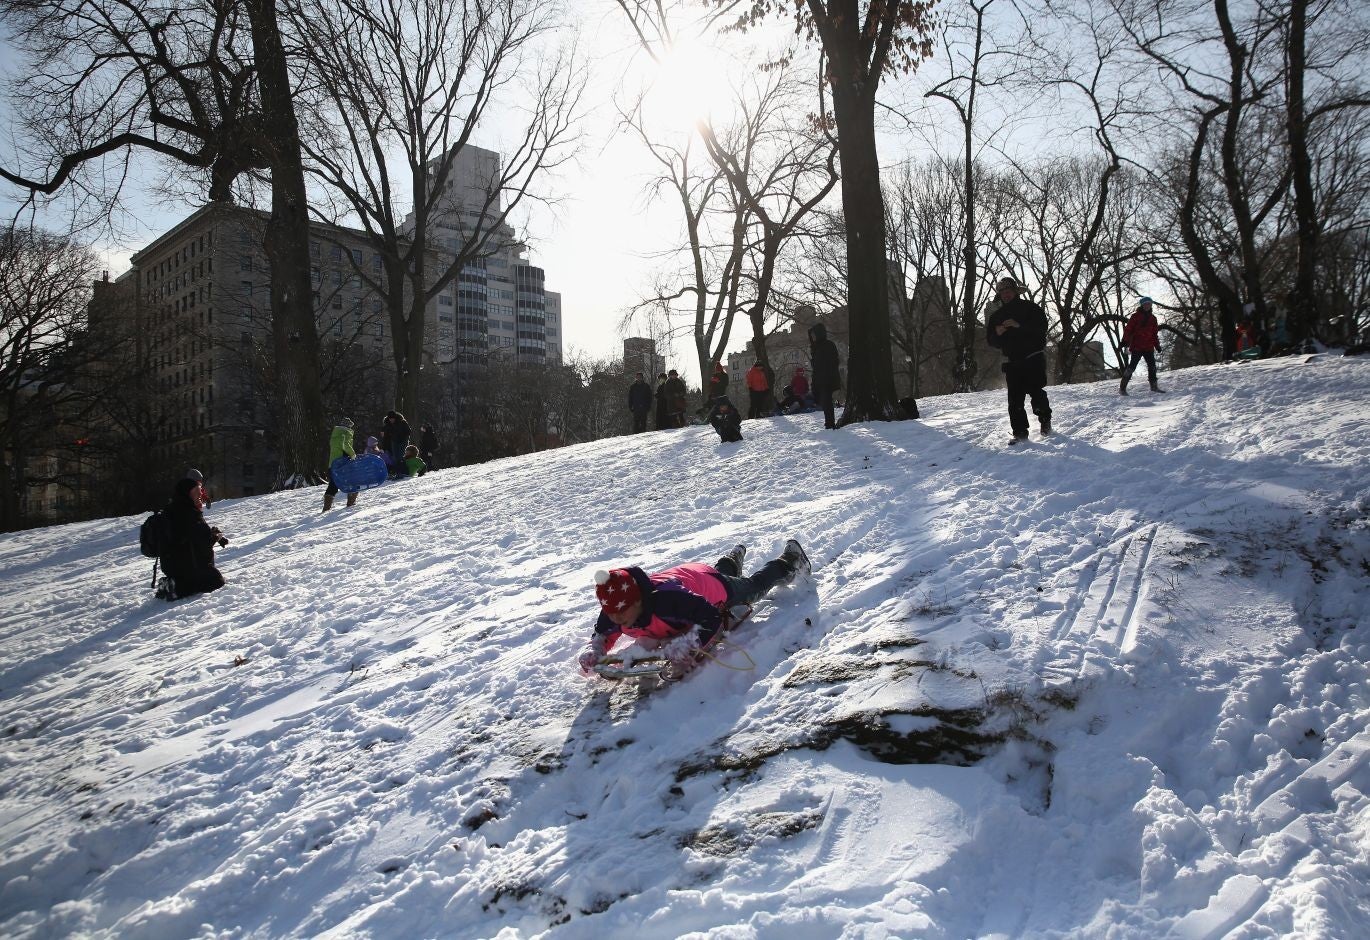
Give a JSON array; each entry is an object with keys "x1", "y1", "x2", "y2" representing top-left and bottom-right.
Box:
[{"x1": 139, "y1": 509, "x2": 172, "y2": 558}]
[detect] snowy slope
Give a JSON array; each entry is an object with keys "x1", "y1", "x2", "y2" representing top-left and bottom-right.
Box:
[{"x1": 1, "y1": 356, "x2": 1368, "y2": 939}]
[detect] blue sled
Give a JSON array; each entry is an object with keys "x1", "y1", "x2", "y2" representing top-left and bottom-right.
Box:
[{"x1": 330, "y1": 454, "x2": 388, "y2": 493}]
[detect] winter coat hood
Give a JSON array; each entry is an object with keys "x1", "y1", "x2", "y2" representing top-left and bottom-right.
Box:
[{"x1": 809, "y1": 323, "x2": 828, "y2": 343}]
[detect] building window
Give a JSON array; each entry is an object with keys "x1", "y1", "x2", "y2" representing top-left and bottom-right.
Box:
[
  {"x1": 240, "y1": 280, "x2": 252, "y2": 298},
  {"x1": 239, "y1": 254, "x2": 252, "y2": 271},
  {"x1": 330, "y1": 244, "x2": 342, "y2": 261}
]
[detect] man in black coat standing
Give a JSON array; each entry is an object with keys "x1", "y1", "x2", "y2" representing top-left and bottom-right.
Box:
[
  {"x1": 808, "y1": 323, "x2": 842, "y2": 429},
  {"x1": 628, "y1": 372, "x2": 653, "y2": 433},
  {"x1": 986, "y1": 276, "x2": 1052, "y2": 444}
]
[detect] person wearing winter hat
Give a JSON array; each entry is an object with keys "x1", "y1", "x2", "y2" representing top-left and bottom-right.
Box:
[
  {"x1": 576, "y1": 540, "x2": 812, "y2": 680},
  {"x1": 183, "y1": 468, "x2": 212, "y2": 510},
  {"x1": 365, "y1": 435, "x2": 396, "y2": 473},
  {"x1": 322, "y1": 417, "x2": 358, "y2": 512},
  {"x1": 1120, "y1": 297, "x2": 1164, "y2": 395}
]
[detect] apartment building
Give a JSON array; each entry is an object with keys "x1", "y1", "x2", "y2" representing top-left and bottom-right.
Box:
[
  {"x1": 407, "y1": 145, "x2": 564, "y2": 367},
  {"x1": 98, "y1": 202, "x2": 456, "y2": 497}
]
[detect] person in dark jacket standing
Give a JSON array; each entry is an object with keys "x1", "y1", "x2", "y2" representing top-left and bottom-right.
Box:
[
  {"x1": 628, "y1": 372, "x2": 653, "y2": 433},
  {"x1": 159, "y1": 477, "x2": 227, "y2": 599},
  {"x1": 380, "y1": 411, "x2": 411, "y2": 476},
  {"x1": 418, "y1": 423, "x2": 440, "y2": 469},
  {"x1": 654, "y1": 373, "x2": 671, "y2": 429},
  {"x1": 808, "y1": 323, "x2": 841, "y2": 429},
  {"x1": 707, "y1": 361, "x2": 730, "y2": 404},
  {"x1": 1120, "y1": 297, "x2": 1164, "y2": 395},
  {"x1": 986, "y1": 276, "x2": 1052, "y2": 444},
  {"x1": 663, "y1": 369, "x2": 688, "y2": 428}
]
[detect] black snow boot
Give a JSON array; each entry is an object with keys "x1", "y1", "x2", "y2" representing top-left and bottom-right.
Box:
[
  {"x1": 782, "y1": 539, "x2": 812, "y2": 578},
  {"x1": 719, "y1": 544, "x2": 747, "y2": 576},
  {"x1": 1150, "y1": 382, "x2": 1165, "y2": 393}
]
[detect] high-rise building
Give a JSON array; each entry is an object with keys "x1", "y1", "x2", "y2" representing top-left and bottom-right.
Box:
[
  {"x1": 622, "y1": 337, "x2": 666, "y2": 379},
  {"x1": 405, "y1": 145, "x2": 564, "y2": 367}
]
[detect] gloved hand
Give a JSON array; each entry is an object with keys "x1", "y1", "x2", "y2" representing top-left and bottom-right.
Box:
[
  {"x1": 660, "y1": 631, "x2": 705, "y2": 682},
  {"x1": 578, "y1": 648, "x2": 601, "y2": 676}
]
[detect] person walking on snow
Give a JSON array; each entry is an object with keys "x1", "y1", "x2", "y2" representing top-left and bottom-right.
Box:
[
  {"x1": 322, "y1": 417, "x2": 359, "y2": 512},
  {"x1": 577, "y1": 540, "x2": 812, "y2": 680},
  {"x1": 628, "y1": 371, "x2": 653, "y2": 433},
  {"x1": 745, "y1": 360, "x2": 772, "y2": 419},
  {"x1": 808, "y1": 324, "x2": 841, "y2": 429},
  {"x1": 1120, "y1": 297, "x2": 1165, "y2": 395},
  {"x1": 986, "y1": 276, "x2": 1053, "y2": 445}
]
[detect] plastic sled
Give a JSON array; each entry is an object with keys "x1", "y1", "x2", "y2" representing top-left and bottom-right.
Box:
[{"x1": 330, "y1": 454, "x2": 389, "y2": 493}]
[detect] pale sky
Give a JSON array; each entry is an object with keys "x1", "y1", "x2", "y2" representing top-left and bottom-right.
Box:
[{"x1": 1, "y1": 1, "x2": 1082, "y2": 387}]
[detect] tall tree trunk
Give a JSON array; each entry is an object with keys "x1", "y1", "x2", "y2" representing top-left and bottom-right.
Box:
[
  {"x1": 1286, "y1": 0, "x2": 1317, "y2": 343},
  {"x1": 1215, "y1": 0, "x2": 1267, "y2": 325},
  {"x1": 1180, "y1": 108, "x2": 1243, "y2": 358},
  {"x1": 831, "y1": 82, "x2": 899, "y2": 423},
  {"x1": 245, "y1": 0, "x2": 326, "y2": 487}
]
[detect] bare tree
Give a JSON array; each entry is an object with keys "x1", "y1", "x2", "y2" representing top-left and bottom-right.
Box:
[
  {"x1": 719, "y1": 0, "x2": 938, "y2": 424},
  {"x1": 621, "y1": 56, "x2": 837, "y2": 386},
  {"x1": 0, "y1": 0, "x2": 328, "y2": 485},
  {"x1": 922, "y1": 0, "x2": 1032, "y2": 391},
  {"x1": 0, "y1": 226, "x2": 98, "y2": 530},
  {"x1": 292, "y1": 0, "x2": 584, "y2": 422}
]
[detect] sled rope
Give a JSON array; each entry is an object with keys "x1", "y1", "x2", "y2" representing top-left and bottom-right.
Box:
[{"x1": 696, "y1": 640, "x2": 755, "y2": 673}]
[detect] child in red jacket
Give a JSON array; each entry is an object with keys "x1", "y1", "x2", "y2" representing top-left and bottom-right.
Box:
[{"x1": 1120, "y1": 297, "x2": 1164, "y2": 395}]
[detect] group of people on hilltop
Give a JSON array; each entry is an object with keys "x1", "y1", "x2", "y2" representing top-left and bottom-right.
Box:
[
  {"x1": 627, "y1": 370, "x2": 691, "y2": 432},
  {"x1": 629, "y1": 322, "x2": 845, "y2": 445}
]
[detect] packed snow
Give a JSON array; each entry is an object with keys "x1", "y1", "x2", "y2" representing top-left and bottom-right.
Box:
[{"x1": 2, "y1": 355, "x2": 1368, "y2": 938}]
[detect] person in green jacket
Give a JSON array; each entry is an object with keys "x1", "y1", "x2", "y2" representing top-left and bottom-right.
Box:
[
  {"x1": 402, "y1": 444, "x2": 427, "y2": 477},
  {"x1": 322, "y1": 417, "x2": 358, "y2": 512}
]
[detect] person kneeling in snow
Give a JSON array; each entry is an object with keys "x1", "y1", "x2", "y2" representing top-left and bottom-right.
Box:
[
  {"x1": 708, "y1": 396, "x2": 743, "y2": 443},
  {"x1": 578, "y1": 540, "x2": 811, "y2": 679},
  {"x1": 159, "y1": 477, "x2": 228, "y2": 600}
]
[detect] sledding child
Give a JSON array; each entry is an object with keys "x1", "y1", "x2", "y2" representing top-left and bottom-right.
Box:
[
  {"x1": 577, "y1": 540, "x2": 811, "y2": 680},
  {"x1": 365, "y1": 435, "x2": 396, "y2": 475},
  {"x1": 402, "y1": 444, "x2": 427, "y2": 477},
  {"x1": 708, "y1": 396, "x2": 743, "y2": 443}
]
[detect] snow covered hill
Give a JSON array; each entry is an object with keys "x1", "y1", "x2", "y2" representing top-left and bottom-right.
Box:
[{"x1": 2, "y1": 355, "x2": 1368, "y2": 939}]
